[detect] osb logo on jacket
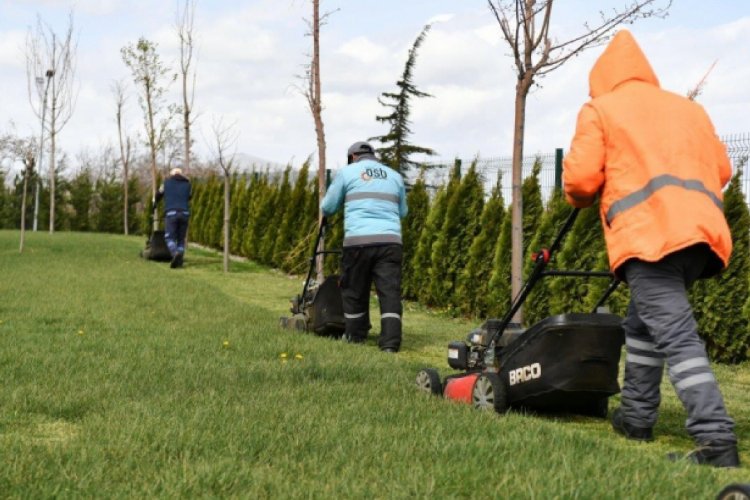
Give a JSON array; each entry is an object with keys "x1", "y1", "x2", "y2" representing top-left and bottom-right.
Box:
[{"x1": 563, "y1": 30, "x2": 732, "y2": 277}]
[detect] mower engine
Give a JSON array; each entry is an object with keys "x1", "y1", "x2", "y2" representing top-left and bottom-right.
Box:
[
  {"x1": 447, "y1": 330, "x2": 489, "y2": 370},
  {"x1": 447, "y1": 319, "x2": 525, "y2": 371}
]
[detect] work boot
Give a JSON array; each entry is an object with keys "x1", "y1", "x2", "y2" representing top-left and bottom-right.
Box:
[
  {"x1": 170, "y1": 252, "x2": 184, "y2": 269},
  {"x1": 668, "y1": 443, "x2": 740, "y2": 468},
  {"x1": 611, "y1": 407, "x2": 654, "y2": 442}
]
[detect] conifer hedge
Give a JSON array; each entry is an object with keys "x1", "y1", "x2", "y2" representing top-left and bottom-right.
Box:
[
  {"x1": 184, "y1": 162, "x2": 750, "y2": 364},
  {"x1": 455, "y1": 173, "x2": 505, "y2": 316},
  {"x1": 691, "y1": 169, "x2": 750, "y2": 362},
  {"x1": 401, "y1": 176, "x2": 429, "y2": 298}
]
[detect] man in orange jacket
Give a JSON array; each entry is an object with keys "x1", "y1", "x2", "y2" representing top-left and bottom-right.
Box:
[{"x1": 563, "y1": 30, "x2": 738, "y2": 467}]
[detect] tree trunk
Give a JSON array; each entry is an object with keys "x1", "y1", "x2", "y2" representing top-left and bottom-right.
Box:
[
  {"x1": 312, "y1": 0, "x2": 327, "y2": 283},
  {"x1": 123, "y1": 151, "x2": 129, "y2": 235},
  {"x1": 49, "y1": 79, "x2": 57, "y2": 234},
  {"x1": 510, "y1": 76, "x2": 531, "y2": 322},
  {"x1": 223, "y1": 174, "x2": 230, "y2": 273},
  {"x1": 20, "y1": 170, "x2": 29, "y2": 253},
  {"x1": 146, "y1": 83, "x2": 158, "y2": 232},
  {"x1": 33, "y1": 180, "x2": 39, "y2": 232},
  {"x1": 183, "y1": 86, "x2": 191, "y2": 174},
  {"x1": 117, "y1": 102, "x2": 130, "y2": 235}
]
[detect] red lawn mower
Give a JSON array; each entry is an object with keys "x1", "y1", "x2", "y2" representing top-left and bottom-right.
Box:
[{"x1": 416, "y1": 208, "x2": 625, "y2": 417}]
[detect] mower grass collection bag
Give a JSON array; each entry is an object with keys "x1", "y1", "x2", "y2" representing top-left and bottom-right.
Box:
[
  {"x1": 140, "y1": 230, "x2": 172, "y2": 262},
  {"x1": 281, "y1": 275, "x2": 345, "y2": 337},
  {"x1": 495, "y1": 312, "x2": 624, "y2": 415},
  {"x1": 306, "y1": 275, "x2": 345, "y2": 335},
  {"x1": 279, "y1": 217, "x2": 345, "y2": 337}
]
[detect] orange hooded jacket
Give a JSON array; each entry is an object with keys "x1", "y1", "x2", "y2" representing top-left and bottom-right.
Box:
[{"x1": 563, "y1": 30, "x2": 732, "y2": 277}]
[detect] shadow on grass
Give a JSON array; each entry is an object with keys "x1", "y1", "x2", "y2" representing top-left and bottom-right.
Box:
[
  {"x1": 184, "y1": 255, "x2": 223, "y2": 268},
  {"x1": 405, "y1": 326, "x2": 467, "y2": 352},
  {"x1": 184, "y1": 253, "x2": 267, "y2": 273}
]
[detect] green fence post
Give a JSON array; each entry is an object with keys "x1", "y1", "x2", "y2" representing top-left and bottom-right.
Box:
[{"x1": 554, "y1": 148, "x2": 563, "y2": 191}]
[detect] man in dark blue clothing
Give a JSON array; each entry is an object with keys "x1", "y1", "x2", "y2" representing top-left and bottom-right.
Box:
[{"x1": 154, "y1": 167, "x2": 192, "y2": 269}]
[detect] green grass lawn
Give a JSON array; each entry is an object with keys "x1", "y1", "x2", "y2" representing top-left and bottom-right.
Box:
[{"x1": 0, "y1": 230, "x2": 747, "y2": 498}]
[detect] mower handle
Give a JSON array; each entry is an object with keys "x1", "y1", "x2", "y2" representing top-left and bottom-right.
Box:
[{"x1": 486, "y1": 207, "x2": 580, "y2": 353}]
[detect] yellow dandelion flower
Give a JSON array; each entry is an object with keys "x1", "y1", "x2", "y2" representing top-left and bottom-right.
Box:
[
  {"x1": 280, "y1": 352, "x2": 288, "y2": 359},
  {"x1": 222, "y1": 340, "x2": 230, "y2": 348},
  {"x1": 294, "y1": 353, "x2": 303, "y2": 360}
]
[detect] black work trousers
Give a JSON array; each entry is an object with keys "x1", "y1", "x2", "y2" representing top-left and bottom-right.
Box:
[{"x1": 340, "y1": 244, "x2": 403, "y2": 351}]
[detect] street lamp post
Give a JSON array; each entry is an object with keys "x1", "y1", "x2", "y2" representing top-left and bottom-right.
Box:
[{"x1": 32, "y1": 69, "x2": 53, "y2": 232}]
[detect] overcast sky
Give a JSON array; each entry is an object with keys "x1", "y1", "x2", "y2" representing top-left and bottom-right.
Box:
[{"x1": 0, "y1": 0, "x2": 748, "y2": 175}]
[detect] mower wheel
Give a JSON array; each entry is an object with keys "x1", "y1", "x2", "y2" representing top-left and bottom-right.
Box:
[
  {"x1": 415, "y1": 368, "x2": 443, "y2": 396},
  {"x1": 717, "y1": 484, "x2": 750, "y2": 500},
  {"x1": 293, "y1": 317, "x2": 307, "y2": 331},
  {"x1": 472, "y1": 372, "x2": 508, "y2": 414}
]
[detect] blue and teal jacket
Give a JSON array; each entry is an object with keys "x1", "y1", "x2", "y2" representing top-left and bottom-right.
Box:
[{"x1": 321, "y1": 157, "x2": 408, "y2": 247}]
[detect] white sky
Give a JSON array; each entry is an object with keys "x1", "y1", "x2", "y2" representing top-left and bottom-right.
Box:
[{"x1": 0, "y1": 0, "x2": 748, "y2": 175}]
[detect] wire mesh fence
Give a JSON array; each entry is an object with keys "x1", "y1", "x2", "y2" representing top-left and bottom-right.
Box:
[
  {"x1": 420, "y1": 133, "x2": 750, "y2": 204},
  {"x1": 725, "y1": 133, "x2": 750, "y2": 195},
  {"x1": 421, "y1": 152, "x2": 559, "y2": 203}
]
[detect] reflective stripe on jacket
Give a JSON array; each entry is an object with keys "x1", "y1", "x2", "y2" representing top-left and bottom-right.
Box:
[
  {"x1": 563, "y1": 30, "x2": 732, "y2": 275},
  {"x1": 320, "y1": 158, "x2": 407, "y2": 247}
]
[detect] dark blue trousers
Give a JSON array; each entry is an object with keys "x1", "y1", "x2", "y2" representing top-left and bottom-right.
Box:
[{"x1": 164, "y1": 210, "x2": 190, "y2": 256}]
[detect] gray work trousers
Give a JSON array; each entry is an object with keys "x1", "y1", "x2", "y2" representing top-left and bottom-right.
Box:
[{"x1": 620, "y1": 244, "x2": 736, "y2": 445}]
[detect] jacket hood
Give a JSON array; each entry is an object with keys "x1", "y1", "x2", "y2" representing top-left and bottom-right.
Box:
[{"x1": 589, "y1": 30, "x2": 659, "y2": 98}]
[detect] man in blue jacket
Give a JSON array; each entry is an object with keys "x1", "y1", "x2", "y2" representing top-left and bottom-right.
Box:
[
  {"x1": 154, "y1": 167, "x2": 192, "y2": 269},
  {"x1": 321, "y1": 141, "x2": 408, "y2": 352}
]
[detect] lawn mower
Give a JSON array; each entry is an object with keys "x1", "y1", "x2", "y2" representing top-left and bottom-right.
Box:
[
  {"x1": 416, "y1": 207, "x2": 625, "y2": 418},
  {"x1": 279, "y1": 217, "x2": 345, "y2": 337},
  {"x1": 140, "y1": 215, "x2": 172, "y2": 262}
]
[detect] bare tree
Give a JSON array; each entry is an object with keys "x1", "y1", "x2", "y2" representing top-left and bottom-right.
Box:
[
  {"x1": 121, "y1": 38, "x2": 176, "y2": 230},
  {"x1": 26, "y1": 12, "x2": 78, "y2": 234},
  {"x1": 208, "y1": 117, "x2": 239, "y2": 273},
  {"x1": 301, "y1": 0, "x2": 335, "y2": 282},
  {"x1": 112, "y1": 80, "x2": 133, "y2": 235},
  {"x1": 487, "y1": 0, "x2": 671, "y2": 320},
  {"x1": 1, "y1": 134, "x2": 37, "y2": 252},
  {"x1": 18, "y1": 148, "x2": 35, "y2": 252},
  {"x1": 176, "y1": 0, "x2": 198, "y2": 174},
  {"x1": 27, "y1": 69, "x2": 52, "y2": 233}
]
